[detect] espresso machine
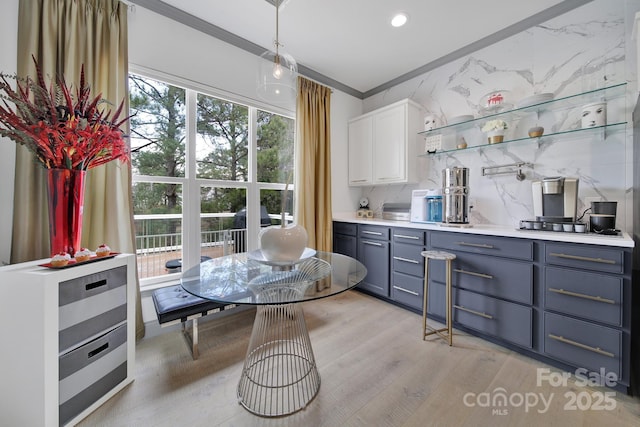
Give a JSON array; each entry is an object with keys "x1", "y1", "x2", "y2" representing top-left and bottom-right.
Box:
[{"x1": 532, "y1": 177, "x2": 579, "y2": 222}]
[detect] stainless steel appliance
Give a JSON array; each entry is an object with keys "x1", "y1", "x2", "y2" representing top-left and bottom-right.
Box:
[
  {"x1": 382, "y1": 202, "x2": 411, "y2": 221},
  {"x1": 442, "y1": 167, "x2": 469, "y2": 224},
  {"x1": 532, "y1": 177, "x2": 578, "y2": 222}
]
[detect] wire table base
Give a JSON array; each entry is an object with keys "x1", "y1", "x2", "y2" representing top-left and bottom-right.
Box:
[{"x1": 237, "y1": 300, "x2": 320, "y2": 417}]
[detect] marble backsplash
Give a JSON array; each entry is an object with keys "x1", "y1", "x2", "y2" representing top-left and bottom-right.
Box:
[{"x1": 359, "y1": 0, "x2": 639, "y2": 233}]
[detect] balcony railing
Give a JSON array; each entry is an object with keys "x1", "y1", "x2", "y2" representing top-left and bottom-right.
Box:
[{"x1": 135, "y1": 228, "x2": 247, "y2": 279}]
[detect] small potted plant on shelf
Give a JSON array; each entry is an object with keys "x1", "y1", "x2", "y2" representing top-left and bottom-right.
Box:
[{"x1": 481, "y1": 119, "x2": 508, "y2": 144}]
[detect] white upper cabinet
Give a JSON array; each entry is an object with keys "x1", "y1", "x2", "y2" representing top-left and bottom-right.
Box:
[
  {"x1": 348, "y1": 99, "x2": 422, "y2": 186},
  {"x1": 347, "y1": 115, "x2": 373, "y2": 185}
]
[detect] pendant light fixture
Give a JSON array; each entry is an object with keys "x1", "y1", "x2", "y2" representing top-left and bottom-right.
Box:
[{"x1": 257, "y1": 0, "x2": 297, "y2": 107}]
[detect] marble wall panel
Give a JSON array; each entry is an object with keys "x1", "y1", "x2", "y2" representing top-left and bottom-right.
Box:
[{"x1": 360, "y1": 0, "x2": 640, "y2": 233}]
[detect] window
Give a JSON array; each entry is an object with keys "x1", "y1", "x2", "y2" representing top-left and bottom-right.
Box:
[{"x1": 129, "y1": 73, "x2": 295, "y2": 285}]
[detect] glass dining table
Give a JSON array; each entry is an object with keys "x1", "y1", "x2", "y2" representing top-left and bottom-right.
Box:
[{"x1": 181, "y1": 250, "x2": 367, "y2": 417}]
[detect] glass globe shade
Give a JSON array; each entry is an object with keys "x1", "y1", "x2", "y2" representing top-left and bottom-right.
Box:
[{"x1": 257, "y1": 49, "x2": 298, "y2": 108}]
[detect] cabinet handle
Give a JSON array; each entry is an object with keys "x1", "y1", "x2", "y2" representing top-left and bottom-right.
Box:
[
  {"x1": 351, "y1": 179, "x2": 369, "y2": 183},
  {"x1": 362, "y1": 230, "x2": 383, "y2": 236},
  {"x1": 393, "y1": 285, "x2": 419, "y2": 296},
  {"x1": 453, "y1": 268, "x2": 493, "y2": 279},
  {"x1": 456, "y1": 242, "x2": 494, "y2": 249},
  {"x1": 548, "y1": 252, "x2": 616, "y2": 265},
  {"x1": 88, "y1": 342, "x2": 109, "y2": 358},
  {"x1": 393, "y1": 256, "x2": 420, "y2": 264},
  {"x1": 548, "y1": 334, "x2": 615, "y2": 358},
  {"x1": 395, "y1": 234, "x2": 419, "y2": 240},
  {"x1": 378, "y1": 177, "x2": 398, "y2": 181},
  {"x1": 362, "y1": 240, "x2": 383, "y2": 247},
  {"x1": 548, "y1": 288, "x2": 615, "y2": 305},
  {"x1": 86, "y1": 279, "x2": 107, "y2": 291},
  {"x1": 454, "y1": 304, "x2": 493, "y2": 319}
]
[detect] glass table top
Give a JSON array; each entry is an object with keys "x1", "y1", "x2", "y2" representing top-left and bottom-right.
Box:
[{"x1": 181, "y1": 251, "x2": 367, "y2": 305}]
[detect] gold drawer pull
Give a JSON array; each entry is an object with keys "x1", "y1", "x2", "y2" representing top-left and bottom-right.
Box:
[
  {"x1": 548, "y1": 288, "x2": 615, "y2": 305},
  {"x1": 362, "y1": 241, "x2": 383, "y2": 247},
  {"x1": 454, "y1": 304, "x2": 493, "y2": 319},
  {"x1": 393, "y1": 256, "x2": 420, "y2": 264},
  {"x1": 395, "y1": 234, "x2": 420, "y2": 240},
  {"x1": 456, "y1": 242, "x2": 494, "y2": 249},
  {"x1": 548, "y1": 334, "x2": 615, "y2": 358},
  {"x1": 393, "y1": 285, "x2": 419, "y2": 296},
  {"x1": 549, "y1": 252, "x2": 616, "y2": 265},
  {"x1": 362, "y1": 230, "x2": 383, "y2": 236},
  {"x1": 453, "y1": 268, "x2": 493, "y2": 279}
]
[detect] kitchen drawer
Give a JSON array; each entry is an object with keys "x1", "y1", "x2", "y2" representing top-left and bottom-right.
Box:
[
  {"x1": 392, "y1": 272, "x2": 423, "y2": 310},
  {"x1": 392, "y1": 243, "x2": 424, "y2": 277},
  {"x1": 430, "y1": 231, "x2": 533, "y2": 261},
  {"x1": 59, "y1": 323, "x2": 128, "y2": 426},
  {"x1": 453, "y1": 288, "x2": 532, "y2": 349},
  {"x1": 358, "y1": 224, "x2": 390, "y2": 241},
  {"x1": 392, "y1": 228, "x2": 425, "y2": 246},
  {"x1": 430, "y1": 252, "x2": 532, "y2": 305},
  {"x1": 545, "y1": 243, "x2": 624, "y2": 274},
  {"x1": 545, "y1": 266, "x2": 622, "y2": 327},
  {"x1": 544, "y1": 312, "x2": 621, "y2": 380},
  {"x1": 59, "y1": 266, "x2": 128, "y2": 352},
  {"x1": 334, "y1": 221, "x2": 357, "y2": 236}
]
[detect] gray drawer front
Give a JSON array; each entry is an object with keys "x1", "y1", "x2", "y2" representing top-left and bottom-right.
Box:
[
  {"x1": 59, "y1": 266, "x2": 127, "y2": 306},
  {"x1": 59, "y1": 324, "x2": 128, "y2": 426},
  {"x1": 358, "y1": 224, "x2": 390, "y2": 241},
  {"x1": 427, "y1": 280, "x2": 446, "y2": 318},
  {"x1": 392, "y1": 228, "x2": 425, "y2": 246},
  {"x1": 431, "y1": 231, "x2": 533, "y2": 261},
  {"x1": 392, "y1": 272, "x2": 423, "y2": 310},
  {"x1": 59, "y1": 266, "x2": 128, "y2": 352},
  {"x1": 544, "y1": 312, "x2": 621, "y2": 379},
  {"x1": 392, "y1": 243, "x2": 424, "y2": 277},
  {"x1": 545, "y1": 243, "x2": 624, "y2": 274},
  {"x1": 429, "y1": 253, "x2": 532, "y2": 305},
  {"x1": 334, "y1": 221, "x2": 357, "y2": 236},
  {"x1": 545, "y1": 267, "x2": 622, "y2": 326},
  {"x1": 453, "y1": 288, "x2": 532, "y2": 349}
]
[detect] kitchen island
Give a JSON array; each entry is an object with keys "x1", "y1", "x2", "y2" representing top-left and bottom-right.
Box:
[{"x1": 333, "y1": 213, "x2": 636, "y2": 394}]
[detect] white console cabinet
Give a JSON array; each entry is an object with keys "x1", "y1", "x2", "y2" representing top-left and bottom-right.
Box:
[
  {"x1": 0, "y1": 254, "x2": 136, "y2": 426},
  {"x1": 348, "y1": 99, "x2": 423, "y2": 186}
]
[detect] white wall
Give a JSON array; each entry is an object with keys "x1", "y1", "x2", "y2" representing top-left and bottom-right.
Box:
[{"x1": 0, "y1": 0, "x2": 18, "y2": 265}]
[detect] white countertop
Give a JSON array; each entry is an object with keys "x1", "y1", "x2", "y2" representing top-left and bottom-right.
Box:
[{"x1": 333, "y1": 213, "x2": 634, "y2": 248}]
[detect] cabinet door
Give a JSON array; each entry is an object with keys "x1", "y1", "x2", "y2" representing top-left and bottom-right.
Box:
[
  {"x1": 373, "y1": 104, "x2": 406, "y2": 184},
  {"x1": 334, "y1": 233, "x2": 357, "y2": 258},
  {"x1": 348, "y1": 116, "x2": 373, "y2": 185},
  {"x1": 357, "y1": 238, "x2": 390, "y2": 297}
]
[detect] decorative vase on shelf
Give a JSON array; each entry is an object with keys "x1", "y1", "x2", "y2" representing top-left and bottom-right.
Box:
[
  {"x1": 46, "y1": 168, "x2": 86, "y2": 256},
  {"x1": 486, "y1": 129, "x2": 505, "y2": 144},
  {"x1": 481, "y1": 119, "x2": 508, "y2": 144}
]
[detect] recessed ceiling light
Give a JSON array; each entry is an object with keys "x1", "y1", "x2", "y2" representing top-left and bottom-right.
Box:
[{"x1": 391, "y1": 13, "x2": 408, "y2": 27}]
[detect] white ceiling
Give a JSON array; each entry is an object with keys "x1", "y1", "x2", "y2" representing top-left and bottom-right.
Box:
[{"x1": 133, "y1": 0, "x2": 592, "y2": 98}]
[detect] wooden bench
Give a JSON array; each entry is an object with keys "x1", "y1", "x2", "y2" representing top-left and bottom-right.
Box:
[{"x1": 151, "y1": 285, "x2": 239, "y2": 359}]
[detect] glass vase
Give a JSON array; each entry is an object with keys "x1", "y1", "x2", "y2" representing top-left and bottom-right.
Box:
[{"x1": 46, "y1": 168, "x2": 86, "y2": 256}]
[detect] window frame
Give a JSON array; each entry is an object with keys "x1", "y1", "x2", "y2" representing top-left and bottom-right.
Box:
[{"x1": 129, "y1": 65, "x2": 296, "y2": 290}]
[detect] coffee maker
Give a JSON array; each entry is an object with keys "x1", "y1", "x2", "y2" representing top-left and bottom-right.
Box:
[{"x1": 532, "y1": 177, "x2": 579, "y2": 222}]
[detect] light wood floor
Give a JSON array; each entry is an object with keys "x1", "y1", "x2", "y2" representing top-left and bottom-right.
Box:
[{"x1": 79, "y1": 291, "x2": 640, "y2": 426}]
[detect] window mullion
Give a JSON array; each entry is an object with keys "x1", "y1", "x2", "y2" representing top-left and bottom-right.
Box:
[
  {"x1": 183, "y1": 89, "x2": 200, "y2": 272},
  {"x1": 247, "y1": 107, "x2": 260, "y2": 252}
]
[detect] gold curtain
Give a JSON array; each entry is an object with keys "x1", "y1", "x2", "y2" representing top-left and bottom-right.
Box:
[
  {"x1": 14, "y1": 0, "x2": 144, "y2": 340},
  {"x1": 295, "y1": 77, "x2": 332, "y2": 251}
]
